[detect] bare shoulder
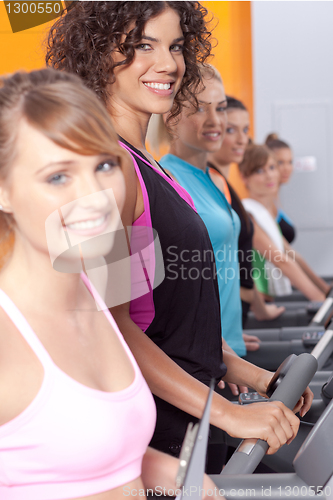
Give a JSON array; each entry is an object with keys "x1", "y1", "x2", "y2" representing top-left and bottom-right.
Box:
[{"x1": 0, "y1": 307, "x2": 44, "y2": 426}]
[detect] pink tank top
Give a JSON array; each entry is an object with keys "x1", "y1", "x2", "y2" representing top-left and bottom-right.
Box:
[
  {"x1": 0, "y1": 273, "x2": 156, "y2": 500},
  {"x1": 120, "y1": 141, "x2": 197, "y2": 332}
]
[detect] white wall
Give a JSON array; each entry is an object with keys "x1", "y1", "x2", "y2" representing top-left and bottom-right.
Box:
[{"x1": 252, "y1": 1, "x2": 333, "y2": 276}]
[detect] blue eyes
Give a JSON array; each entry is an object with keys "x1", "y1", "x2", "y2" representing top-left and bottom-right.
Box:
[
  {"x1": 256, "y1": 165, "x2": 276, "y2": 175},
  {"x1": 48, "y1": 173, "x2": 66, "y2": 185},
  {"x1": 197, "y1": 107, "x2": 227, "y2": 114},
  {"x1": 226, "y1": 127, "x2": 249, "y2": 134},
  {"x1": 96, "y1": 160, "x2": 119, "y2": 172},
  {"x1": 47, "y1": 159, "x2": 118, "y2": 185}
]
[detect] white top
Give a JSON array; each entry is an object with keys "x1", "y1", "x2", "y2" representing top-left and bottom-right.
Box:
[{"x1": 243, "y1": 198, "x2": 292, "y2": 296}]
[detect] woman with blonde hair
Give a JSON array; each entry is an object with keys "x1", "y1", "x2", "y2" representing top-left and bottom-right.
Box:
[{"x1": 0, "y1": 67, "x2": 220, "y2": 499}]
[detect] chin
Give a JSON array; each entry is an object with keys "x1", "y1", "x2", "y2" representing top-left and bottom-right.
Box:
[
  {"x1": 52, "y1": 233, "x2": 115, "y2": 274},
  {"x1": 147, "y1": 99, "x2": 174, "y2": 115}
]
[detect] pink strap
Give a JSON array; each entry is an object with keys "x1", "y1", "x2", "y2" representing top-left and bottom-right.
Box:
[
  {"x1": 118, "y1": 141, "x2": 197, "y2": 213},
  {"x1": 118, "y1": 141, "x2": 197, "y2": 332},
  {"x1": 80, "y1": 272, "x2": 140, "y2": 374}
]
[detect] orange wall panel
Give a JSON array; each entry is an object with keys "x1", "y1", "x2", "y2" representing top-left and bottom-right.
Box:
[
  {"x1": 0, "y1": 2, "x2": 56, "y2": 75},
  {"x1": 0, "y1": 1, "x2": 250, "y2": 197},
  {"x1": 202, "y1": 1, "x2": 252, "y2": 198}
]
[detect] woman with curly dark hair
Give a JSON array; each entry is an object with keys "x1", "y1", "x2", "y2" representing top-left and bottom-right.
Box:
[{"x1": 45, "y1": 1, "x2": 308, "y2": 472}]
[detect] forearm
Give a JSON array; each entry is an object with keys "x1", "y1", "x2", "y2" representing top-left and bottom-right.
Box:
[
  {"x1": 250, "y1": 285, "x2": 269, "y2": 316},
  {"x1": 276, "y1": 259, "x2": 325, "y2": 301},
  {"x1": 252, "y1": 223, "x2": 325, "y2": 301},
  {"x1": 110, "y1": 309, "x2": 234, "y2": 429},
  {"x1": 222, "y1": 350, "x2": 272, "y2": 394},
  {"x1": 295, "y1": 252, "x2": 330, "y2": 295},
  {"x1": 240, "y1": 286, "x2": 254, "y2": 304}
]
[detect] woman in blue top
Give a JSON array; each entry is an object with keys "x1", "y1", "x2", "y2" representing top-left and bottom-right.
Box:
[{"x1": 150, "y1": 66, "x2": 250, "y2": 357}]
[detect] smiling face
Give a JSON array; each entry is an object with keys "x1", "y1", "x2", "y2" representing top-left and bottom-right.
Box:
[
  {"x1": 245, "y1": 156, "x2": 281, "y2": 198},
  {"x1": 173, "y1": 77, "x2": 227, "y2": 154},
  {"x1": 110, "y1": 7, "x2": 186, "y2": 117},
  {"x1": 210, "y1": 108, "x2": 250, "y2": 166},
  {"x1": 0, "y1": 120, "x2": 126, "y2": 269},
  {"x1": 273, "y1": 147, "x2": 293, "y2": 184}
]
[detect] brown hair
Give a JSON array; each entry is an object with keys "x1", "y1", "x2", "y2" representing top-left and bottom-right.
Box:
[
  {"x1": 0, "y1": 68, "x2": 128, "y2": 267},
  {"x1": 45, "y1": 1, "x2": 214, "y2": 122},
  {"x1": 225, "y1": 95, "x2": 247, "y2": 112},
  {"x1": 265, "y1": 133, "x2": 290, "y2": 151},
  {"x1": 238, "y1": 144, "x2": 273, "y2": 178}
]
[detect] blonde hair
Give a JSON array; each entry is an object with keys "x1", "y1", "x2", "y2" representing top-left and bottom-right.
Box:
[
  {"x1": 147, "y1": 64, "x2": 223, "y2": 156},
  {"x1": 0, "y1": 68, "x2": 128, "y2": 267}
]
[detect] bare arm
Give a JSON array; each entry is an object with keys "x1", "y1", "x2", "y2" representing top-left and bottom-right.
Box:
[
  {"x1": 113, "y1": 156, "x2": 304, "y2": 454},
  {"x1": 250, "y1": 285, "x2": 285, "y2": 320},
  {"x1": 111, "y1": 303, "x2": 306, "y2": 453},
  {"x1": 142, "y1": 447, "x2": 224, "y2": 499},
  {"x1": 252, "y1": 221, "x2": 326, "y2": 301},
  {"x1": 283, "y1": 238, "x2": 330, "y2": 295}
]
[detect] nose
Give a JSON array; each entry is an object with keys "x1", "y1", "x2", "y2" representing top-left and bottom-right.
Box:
[
  {"x1": 153, "y1": 47, "x2": 178, "y2": 74},
  {"x1": 237, "y1": 131, "x2": 248, "y2": 146},
  {"x1": 74, "y1": 175, "x2": 110, "y2": 211},
  {"x1": 206, "y1": 108, "x2": 225, "y2": 129},
  {"x1": 265, "y1": 168, "x2": 275, "y2": 180}
]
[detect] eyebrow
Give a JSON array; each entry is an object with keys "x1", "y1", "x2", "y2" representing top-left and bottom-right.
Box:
[
  {"x1": 141, "y1": 35, "x2": 185, "y2": 44},
  {"x1": 36, "y1": 160, "x2": 77, "y2": 175},
  {"x1": 198, "y1": 99, "x2": 228, "y2": 105},
  {"x1": 227, "y1": 121, "x2": 249, "y2": 126}
]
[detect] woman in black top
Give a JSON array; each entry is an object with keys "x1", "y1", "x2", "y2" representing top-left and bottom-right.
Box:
[
  {"x1": 46, "y1": 1, "x2": 310, "y2": 469},
  {"x1": 208, "y1": 97, "x2": 285, "y2": 328}
]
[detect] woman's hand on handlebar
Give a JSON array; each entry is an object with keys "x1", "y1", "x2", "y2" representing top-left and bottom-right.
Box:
[
  {"x1": 223, "y1": 400, "x2": 300, "y2": 455},
  {"x1": 217, "y1": 379, "x2": 249, "y2": 396},
  {"x1": 293, "y1": 386, "x2": 314, "y2": 417},
  {"x1": 255, "y1": 369, "x2": 314, "y2": 417}
]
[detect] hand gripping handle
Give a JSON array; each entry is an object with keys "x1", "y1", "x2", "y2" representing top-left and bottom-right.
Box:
[{"x1": 221, "y1": 353, "x2": 318, "y2": 475}]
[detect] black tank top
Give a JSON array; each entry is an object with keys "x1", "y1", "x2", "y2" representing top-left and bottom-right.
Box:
[
  {"x1": 121, "y1": 138, "x2": 226, "y2": 384},
  {"x1": 278, "y1": 216, "x2": 296, "y2": 244}
]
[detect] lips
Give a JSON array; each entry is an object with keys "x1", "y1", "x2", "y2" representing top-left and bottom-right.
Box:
[
  {"x1": 202, "y1": 131, "x2": 222, "y2": 141},
  {"x1": 144, "y1": 82, "x2": 171, "y2": 90},
  {"x1": 63, "y1": 214, "x2": 111, "y2": 236},
  {"x1": 233, "y1": 148, "x2": 245, "y2": 155},
  {"x1": 143, "y1": 80, "x2": 175, "y2": 96},
  {"x1": 66, "y1": 215, "x2": 107, "y2": 231}
]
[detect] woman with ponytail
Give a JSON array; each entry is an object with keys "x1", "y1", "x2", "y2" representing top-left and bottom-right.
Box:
[{"x1": 239, "y1": 143, "x2": 327, "y2": 301}]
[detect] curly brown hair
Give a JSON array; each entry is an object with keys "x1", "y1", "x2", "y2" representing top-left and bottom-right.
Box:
[{"x1": 45, "y1": 1, "x2": 214, "y2": 121}]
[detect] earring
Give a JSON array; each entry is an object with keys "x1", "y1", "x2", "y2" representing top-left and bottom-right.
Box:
[{"x1": 0, "y1": 205, "x2": 3, "y2": 210}]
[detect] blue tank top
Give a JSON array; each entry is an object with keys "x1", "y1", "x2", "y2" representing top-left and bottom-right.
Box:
[{"x1": 160, "y1": 154, "x2": 245, "y2": 357}]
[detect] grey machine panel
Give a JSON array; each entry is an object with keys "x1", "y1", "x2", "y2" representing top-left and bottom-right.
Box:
[{"x1": 294, "y1": 399, "x2": 333, "y2": 489}]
